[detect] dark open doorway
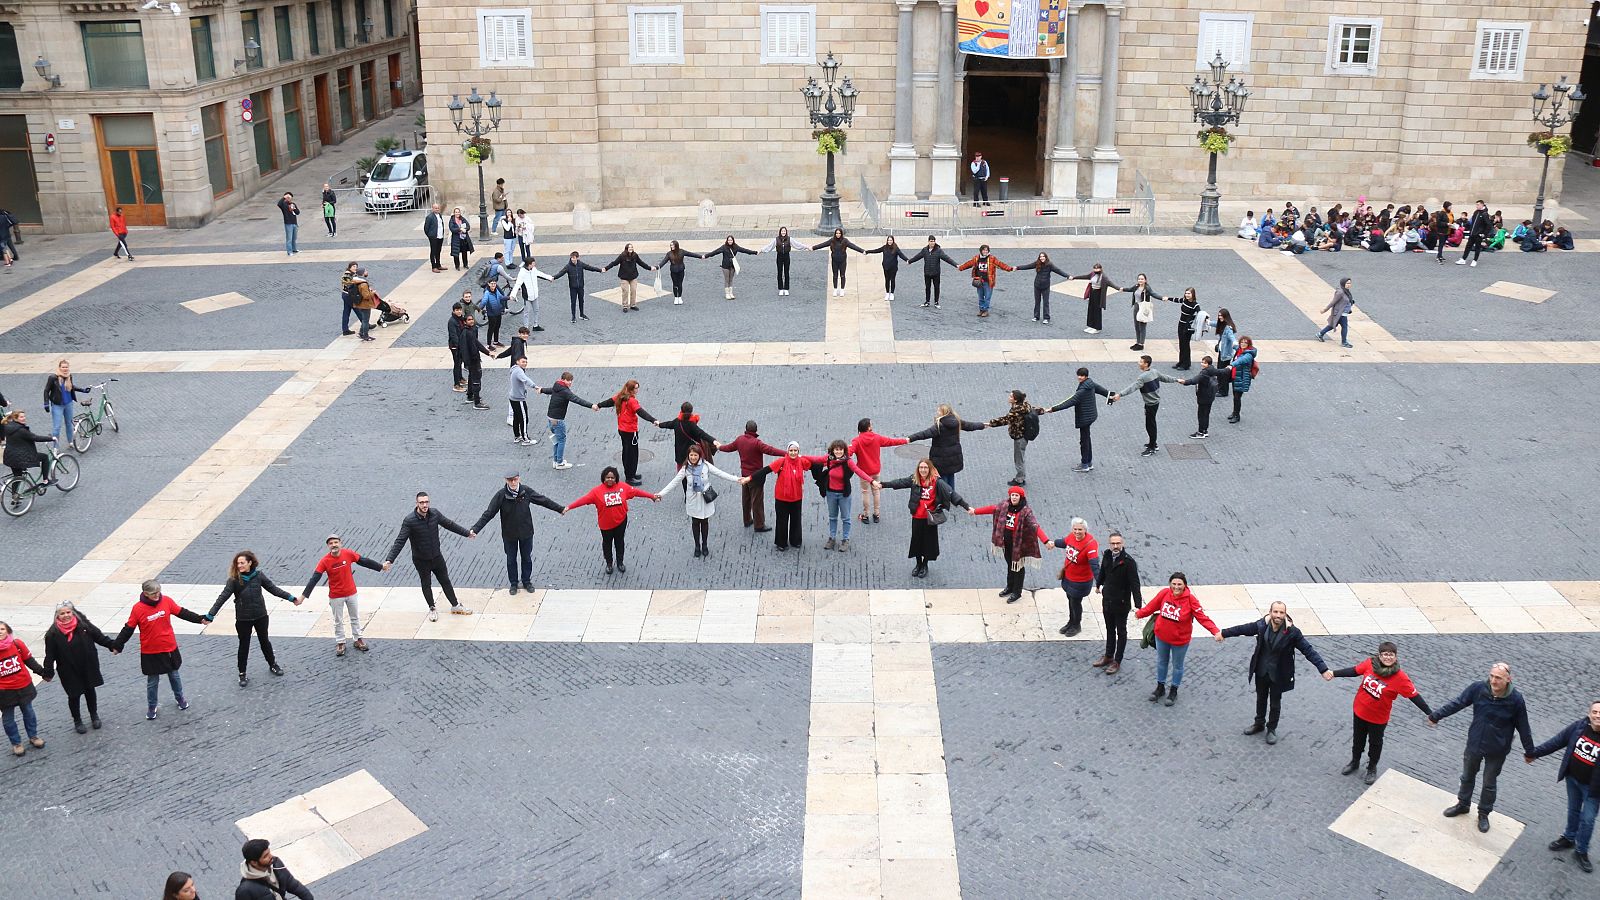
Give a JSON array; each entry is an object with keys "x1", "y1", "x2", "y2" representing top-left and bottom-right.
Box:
[{"x1": 961, "y1": 55, "x2": 1048, "y2": 198}]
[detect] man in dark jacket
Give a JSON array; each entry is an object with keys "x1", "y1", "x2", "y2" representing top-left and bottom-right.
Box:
[
  {"x1": 1178, "y1": 355, "x2": 1230, "y2": 439},
  {"x1": 549, "y1": 251, "x2": 603, "y2": 323},
  {"x1": 1217, "y1": 601, "x2": 1332, "y2": 745},
  {"x1": 1458, "y1": 199, "x2": 1492, "y2": 267},
  {"x1": 457, "y1": 314, "x2": 494, "y2": 410},
  {"x1": 447, "y1": 302, "x2": 469, "y2": 392},
  {"x1": 1432, "y1": 662, "x2": 1535, "y2": 832},
  {"x1": 1526, "y1": 699, "x2": 1600, "y2": 873},
  {"x1": 383, "y1": 491, "x2": 475, "y2": 620},
  {"x1": 539, "y1": 371, "x2": 591, "y2": 470},
  {"x1": 236, "y1": 838, "x2": 313, "y2": 900},
  {"x1": 905, "y1": 235, "x2": 959, "y2": 308},
  {"x1": 1088, "y1": 531, "x2": 1141, "y2": 673},
  {"x1": 423, "y1": 202, "x2": 446, "y2": 272},
  {"x1": 471, "y1": 471, "x2": 564, "y2": 595},
  {"x1": 1045, "y1": 367, "x2": 1110, "y2": 472},
  {"x1": 720, "y1": 420, "x2": 783, "y2": 532}
]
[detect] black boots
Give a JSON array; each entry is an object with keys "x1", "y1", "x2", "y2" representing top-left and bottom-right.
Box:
[{"x1": 1148, "y1": 684, "x2": 1166, "y2": 702}]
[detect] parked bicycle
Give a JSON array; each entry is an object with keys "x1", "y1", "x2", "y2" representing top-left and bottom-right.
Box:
[
  {"x1": 70, "y1": 379, "x2": 119, "y2": 453},
  {"x1": 2, "y1": 445, "x2": 80, "y2": 517}
]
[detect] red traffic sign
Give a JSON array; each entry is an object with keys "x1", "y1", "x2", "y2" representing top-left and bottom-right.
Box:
[{"x1": 241, "y1": 109, "x2": 254, "y2": 124}]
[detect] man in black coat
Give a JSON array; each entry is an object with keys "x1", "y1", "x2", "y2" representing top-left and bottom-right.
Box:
[
  {"x1": 1431, "y1": 662, "x2": 1535, "y2": 832},
  {"x1": 1457, "y1": 199, "x2": 1492, "y2": 267},
  {"x1": 1178, "y1": 355, "x2": 1230, "y2": 439},
  {"x1": 1044, "y1": 367, "x2": 1110, "y2": 473},
  {"x1": 471, "y1": 471, "x2": 564, "y2": 595},
  {"x1": 549, "y1": 251, "x2": 603, "y2": 322},
  {"x1": 1088, "y1": 531, "x2": 1141, "y2": 673},
  {"x1": 383, "y1": 491, "x2": 475, "y2": 620},
  {"x1": 905, "y1": 235, "x2": 959, "y2": 308},
  {"x1": 457, "y1": 313, "x2": 494, "y2": 409},
  {"x1": 423, "y1": 203, "x2": 446, "y2": 272},
  {"x1": 236, "y1": 838, "x2": 313, "y2": 900},
  {"x1": 1216, "y1": 601, "x2": 1331, "y2": 745}
]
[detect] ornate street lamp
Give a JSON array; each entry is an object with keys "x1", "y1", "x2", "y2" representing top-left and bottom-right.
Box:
[
  {"x1": 1528, "y1": 76, "x2": 1585, "y2": 229},
  {"x1": 1188, "y1": 50, "x2": 1249, "y2": 235},
  {"x1": 361, "y1": 17, "x2": 374, "y2": 43},
  {"x1": 801, "y1": 51, "x2": 860, "y2": 234},
  {"x1": 32, "y1": 56, "x2": 61, "y2": 88},
  {"x1": 449, "y1": 86, "x2": 503, "y2": 239}
]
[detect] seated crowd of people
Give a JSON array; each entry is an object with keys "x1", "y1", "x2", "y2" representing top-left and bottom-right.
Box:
[{"x1": 1237, "y1": 200, "x2": 1576, "y2": 256}]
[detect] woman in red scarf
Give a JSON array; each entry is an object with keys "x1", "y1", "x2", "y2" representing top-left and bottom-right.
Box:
[
  {"x1": 0, "y1": 619, "x2": 50, "y2": 755},
  {"x1": 877, "y1": 459, "x2": 971, "y2": 579},
  {"x1": 41, "y1": 601, "x2": 119, "y2": 733},
  {"x1": 971, "y1": 486, "x2": 1051, "y2": 603}
]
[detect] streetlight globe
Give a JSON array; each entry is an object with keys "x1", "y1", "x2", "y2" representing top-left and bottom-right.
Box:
[
  {"x1": 467, "y1": 87, "x2": 483, "y2": 109},
  {"x1": 32, "y1": 55, "x2": 50, "y2": 77}
]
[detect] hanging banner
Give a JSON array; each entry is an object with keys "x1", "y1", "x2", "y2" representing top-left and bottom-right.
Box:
[{"x1": 957, "y1": 0, "x2": 1067, "y2": 58}]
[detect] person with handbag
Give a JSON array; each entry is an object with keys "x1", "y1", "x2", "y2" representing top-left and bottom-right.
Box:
[
  {"x1": 1318, "y1": 278, "x2": 1356, "y2": 348},
  {"x1": 448, "y1": 207, "x2": 474, "y2": 270},
  {"x1": 701, "y1": 235, "x2": 758, "y2": 300},
  {"x1": 1089, "y1": 531, "x2": 1141, "y2": 672},
  {"x1": 656, "y1": 444, "x2": 747, "y2": 559},
  {"x1": 654, "y1": 401, "x2": 719, "y2": 468},
  {"x1": 1013, "y1": 252, "x2": 1069, "y2": 324},
  {"x1": 818, "y1": 440, "x2": 870, "y2": 552},
  {"x1": 1134, "y1": 572, "x2": 1219, "y2": 707},
  {"x1": 876, "y1": 459, "x2": 971, "y2": 579},
  {"x1": 1117, "y1": 274, "x2": 1162, "y2": 351},
  {"x1": 1070, "y1": 263, "x2": 1120, "y2": 334},
  {"x1": 956, "y1": 245, "x2": 1014, "y2": 318},
  {"x1": 970, "y1": 486, "x2": 1050, "y2": 603}
]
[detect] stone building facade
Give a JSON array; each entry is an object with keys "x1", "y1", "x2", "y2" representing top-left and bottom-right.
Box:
[
  {"x1": 416, "y1": 0, "x2": 1592, "y2": 214},
  {"x1": 1, "y1": 0, "x2": 419, "y2": 232}
]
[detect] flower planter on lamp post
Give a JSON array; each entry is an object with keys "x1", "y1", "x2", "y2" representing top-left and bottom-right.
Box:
[
  {"x1": 1528, "y1": 76, "x2": 1585, "y2": 230},
  {"x1": 448, "y1": 87, "x2": 503, "y2": 240}
]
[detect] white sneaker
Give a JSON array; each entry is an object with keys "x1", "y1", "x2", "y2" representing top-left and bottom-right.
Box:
[
  {"x1": 674, "y1": 297, "x2": 683, "y2": 304},
  {"x1": 1084, "y1": 327, "x2": 1100, "y2": 334},
  {"x1": 1455, "y1": 259, "x2": 1467, "y2": 265},
  {"x1": 428, "y1": 609, "x2": 439, "y2": 622},
  {"x1": 1470, "y1": 260, "x2": 1477, "y2": 267},
  {"x1": 553, "y1": 460, "x2": 573, "y2": 470},
  {"x1": 526, "y1": 437, "x2": 538, "y2": 445}
]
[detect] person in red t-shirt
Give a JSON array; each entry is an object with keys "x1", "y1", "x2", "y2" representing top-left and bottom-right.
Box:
[
  {"x1": 112, "y1": 580, "x2": 207, "y2": 720},
  {"x1": 1049, "y1": 517, "x2": 1100, "y2": 637},
  {"x1": 300, "y1": 534, "x2": 383, "y2": 656},
  {"x1": 849, "y1": 417, "x2": 909, "y2": 525},
  {"x1": 1134, "y1": 572, "x2": 1219, "y2": 707},
  {"x1": 566, "y1": 466, "x2": 659, "y2": 574},
  {"x1": 0, "y1": 621, "x2": 50, "y2": 754},
  {"x1": 971, "y1": 486, "x2": 1050, "y2": 602},
  {"x1": 1332, "y1": 641, "x2": 1433, "y2": 784}
]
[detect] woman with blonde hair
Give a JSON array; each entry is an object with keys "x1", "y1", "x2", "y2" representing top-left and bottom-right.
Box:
[
  {"x1": 906, "y1": 403, "x2": 986, "y2": 490},
  {"x1": 41, "y1": 601, "x2": 119, "y2": 733}
]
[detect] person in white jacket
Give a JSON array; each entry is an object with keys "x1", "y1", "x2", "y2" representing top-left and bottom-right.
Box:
[
  {"x1": 510, "y1": 257, "x2": 555, "y2": 333},
  {"x1": 655, "y1": 444, "x2": 748, "y2": 559},
  {"x1": 1237, "y1": 211, "x2": 1258, "y2": 240}
]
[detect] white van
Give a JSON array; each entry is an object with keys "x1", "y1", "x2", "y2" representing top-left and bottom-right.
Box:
[{"x1": 363, "y1": 149, "x2": 428, "y2": 211}]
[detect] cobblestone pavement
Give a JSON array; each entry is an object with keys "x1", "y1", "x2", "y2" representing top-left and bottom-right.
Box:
[{"x1": 935, "y1": 633, "x2": 1596, "y2": 900}]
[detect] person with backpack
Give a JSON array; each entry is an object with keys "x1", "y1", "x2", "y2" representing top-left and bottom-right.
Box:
[
  {"x1": 479, "y1": 277, "x2": 509, "y2": 350},
  {"x1": 987, "y1": 390, "x2": 1043, "y2": 487},
  {"x1": 1044, "y1": 368, "x2": 1111, "y2": 473},
  {"x1": 1109, "y1": 355, "x2": 1181, "y2": 458},
  {"x1": 1226, "y1": 336, "x2": 1258, "y2": 424},
  {"x1": 906, "y1": 403, "x2": 986, "y2": 490}
]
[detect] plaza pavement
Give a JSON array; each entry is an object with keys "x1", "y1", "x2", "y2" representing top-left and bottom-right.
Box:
[{"x1": 1, "y1": 212, "x2": 1599, "y2": 899}]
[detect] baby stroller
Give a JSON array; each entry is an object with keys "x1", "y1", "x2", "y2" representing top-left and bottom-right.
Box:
[{"x1": 375, "y1": 296, "x2": 410, "y2": 327}]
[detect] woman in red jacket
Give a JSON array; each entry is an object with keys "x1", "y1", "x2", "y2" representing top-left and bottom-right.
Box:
[
  {"x1": 1331, "y1": 641, "x2": 1433, "y2": 785},
  {"x1": 0, "y1": 620, "x2": 50, "y2": 755},
  {"x1": 849, "y1": 417, "x2": 908, "y2": 525},
  {"x1": 565, "y1": 466, "x2": 659, "y2": 574},
  {"x1": 752, "y1": 442, "x2": 827, "y2": 552},
  {"x1": 956, "y1": 244, "x2": 1014, "y2": 318},
  {"x1": 594, "y1": 379, "x2": 659, "y2": 486},
  {"x1": 112, "y1": 580, "x2": 208, "y2": 720},
  {"x1": 970, "y1": 486, "x2": 1051, "y2": 603},
  {"x1": 1134, "y1": 572, "x2": 1218, "y2": 707}
]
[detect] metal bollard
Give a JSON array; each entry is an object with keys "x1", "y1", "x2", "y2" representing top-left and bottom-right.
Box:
[{"x1": 998, "y1": 177, "x2": 1010, "y2": 202}]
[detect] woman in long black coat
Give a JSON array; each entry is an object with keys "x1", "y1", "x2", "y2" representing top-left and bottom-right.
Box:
[
  {"x1": 905, "y1": 403, "x2": 986, "y2": 491},
  {"x1": 41, "y1": 601, "x2": 119, "y2": 733}
]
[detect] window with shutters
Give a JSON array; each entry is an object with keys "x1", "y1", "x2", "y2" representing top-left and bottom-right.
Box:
[
  {"x1": 1471, "y1": 22, "x2": 1528, "y2": 80},
  {"x1": 629, "y1": 7, "x2": 683, "y2": 65},
  {"x1": 1196, "y1": 13, "x2": 1251, "y2": 73},
  {"x1": 1326, "y1": 18, "x2": 1380, "y2": 76},
  {"x1": 477, "y1": 9, "x2": 534, "y2": 67},
  {"x1": 760, "y1": 6, "x2": 815, "y2": 65}
]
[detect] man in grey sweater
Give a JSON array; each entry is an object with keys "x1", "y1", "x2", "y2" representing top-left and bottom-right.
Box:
[{"x1": 1110, "y1": 355, "x2": 1181, "y2": 457}]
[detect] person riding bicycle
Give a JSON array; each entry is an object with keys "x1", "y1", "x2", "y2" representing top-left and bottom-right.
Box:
[{"x1": 2, "y1": 410, "x2": 55, "y2": 485}]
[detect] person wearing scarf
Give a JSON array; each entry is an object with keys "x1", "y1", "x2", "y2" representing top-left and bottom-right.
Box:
[
  {"x1": 42, "y1": 601, "x2": 119, "y2": 733},
  {"x1": 970, "y1": 487, "x2": 1049, "y2": 603},
  {"x1": 1216, "y1": 601, "x2": 1332, "y2": 746},
  {"x1": 205, "y1": 551, "x2": 297, "y2": 688},
  {"x1": 1331, "y1": 640, "x2": 1433, "y2": 785},
  {"x1": 1069, "y1": 263, "x2": 1120, "y2": 334},
  {"x1": 1135, "y1": 572, "x2": 1219, "y2": 707},
  {"x1": 113, "y1": 580, "x2": 208, "y2": 720},
  {"x1": 654, "y1": 401, "x2": 719, "y2": 468},
  {"x1": 1318, "y1": 277, "x2": 1356, "y2": 347},
  {"x1": 236, "y1": 838, "x2": 314, "y2": 900},
  {"x1": 656, "y1": 444, "x2": 747, "y2": 558},
  {"x1": 0, "y1": 620, "x2": 50, "y2": 754}
]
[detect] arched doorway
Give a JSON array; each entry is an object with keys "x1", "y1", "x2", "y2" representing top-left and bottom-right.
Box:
[{"x1": 961, "y1": 55, "x2": 1049, "y2": 198}]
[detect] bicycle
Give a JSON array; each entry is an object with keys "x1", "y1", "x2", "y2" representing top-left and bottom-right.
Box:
[
  {"x1": 2, "y1": 445, "x2": 80, "y2": 517},
  {"x1": 70, "y1": 379, "x2": 119, "y2": 453}
]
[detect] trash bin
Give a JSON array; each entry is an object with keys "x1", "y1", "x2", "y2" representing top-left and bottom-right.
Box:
[{"x1": 997, "y1": 177, "x2": 1010, "y2": 202}]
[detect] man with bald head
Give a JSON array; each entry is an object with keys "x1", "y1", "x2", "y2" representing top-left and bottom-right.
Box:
[{"x1": 1431, "y1": 662, "x2": 1536, "y2": 833}]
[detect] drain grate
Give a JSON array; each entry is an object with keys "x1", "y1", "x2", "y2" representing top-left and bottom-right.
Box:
[
  {"x1": 615, "y1": 448, "x2": 656, "y2": 464},
  {"x1": 1165, "y1": 443, "x2": 1212, "y2": 460}
]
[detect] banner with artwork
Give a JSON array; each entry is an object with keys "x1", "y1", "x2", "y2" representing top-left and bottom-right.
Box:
[{"x1": 957, "y1": 0, "x2": 1067, "y2": 58}]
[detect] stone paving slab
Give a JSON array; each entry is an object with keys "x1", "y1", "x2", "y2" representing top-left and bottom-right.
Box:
[
  {"x1": 0, "y1": 636, "x2": 811, "y2": 899},
  {"x1": 934, "y1": 634, "x2": 1595, "y2": 900}
]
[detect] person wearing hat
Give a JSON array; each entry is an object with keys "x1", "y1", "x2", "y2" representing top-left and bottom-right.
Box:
[
  {"x1": 471, "y1": 470, "x2": 565, "y2": 593},
  {"x1": 969, "y1": 486, "x2": 1051, "y2": 603},
  {"x1": 112, "y1": 580, "x2": 208, "y2": 721},
  {"x1": 298, "y1": 534, "x2": 381, "y2": 657},
  {"x1": 236, "y1": 838, "x2": 314, "y2": 900}
]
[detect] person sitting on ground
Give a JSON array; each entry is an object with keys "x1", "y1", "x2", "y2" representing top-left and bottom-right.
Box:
[
  {"x1": 1512, "y1": 219, "x2": 1533, "y2": 242},
  {"x1": 1312, "y1": 224, "x2": 1340, "y2": 252},
  {"x1": 1401, "y1": 224, "x2": 1421, "y2": 253},
  {"x1": 1521, "y1": 224, "x2": 1549, "y2": 252},
  {"x1": 1367, "y1": 222, "x2": 1389, "y2": 252},
  {"x1": 1257, "y1": 224, "x2": 1284, "y2": 250},
  {"x1": 1303, "y1": 207, "x2": 1322, "y2": 232},
  {"x1": 1237, "y1": 211, "x2": 1258, "y2": 240},
  {"x1": 1547, "y1": 225, "x2": 1575, "y2": 251},
  {"x1": 1286, "y1": 227, "x2": 1309, "y2": 254}
]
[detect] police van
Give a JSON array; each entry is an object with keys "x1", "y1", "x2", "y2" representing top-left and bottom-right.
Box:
[{"x1": 363, "y1": 149, "x2": 429, "y2": 211}]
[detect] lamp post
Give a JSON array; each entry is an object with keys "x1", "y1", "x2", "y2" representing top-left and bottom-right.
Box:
[
  {"x1": 448, "y1": 87, "x2": 503, "y2": 239},
  {"x1": 32, "y1": 56, "x2": 61, "y2": 88},
  {"x1": 1187, "y1": 51, "x2": 1249, "y2": 235},
  {"x1": 801, "y1": 51, "x2": 859, "y2": 234},
  {"x1": 1529, "y1": 75, "x2": 1586, "y2": 229},
  {"x1": 361, "y1": 17, "x2": 374, "y2": 43}
]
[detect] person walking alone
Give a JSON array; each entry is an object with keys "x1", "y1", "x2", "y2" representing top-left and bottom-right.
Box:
[
  {"x1": 877, "y1": 459, "x2": 971, "y2": 579},
  {"x1": 1071, "y1": 263, "x2": 1119, "y2": 334},
  {"x1": 603, "y1": 243, "x2": 656, "y2": 313},
  {"x1": 1134, "y1": 573, "x2": 1219, "y2": 707},
  {"x1": 594, "y1": 379, "x2": 659, "y2": 486},
  {"x1": 297, "y1": 534, "x2": 379, "y2": 657},
  {"x1": 971, "y1": 486, "x2": 1050, "y2": 602},
  {"x1": 957, "y1": 244, "x2": 1013, "y2": 318},
  {"x1": 1045, "y1": 367, "x2": 1110, "y2": 473},
  {"x1": 1110, "y1": 355, "x2": 1180, "y2": 458},
  {"x1": 721, "y1": 420, "x2": 783, "y2": 532},
  {"x1": 1526, "y1": 700, "x2": 1600, "y2": 874},
  {"x1": 906, "y1": 235, "x2": 959, "y2": 309},
  {"x1": 490, "y1": 177, "x2": 510, "y2": 233},
  {"x1": 1048, "y1": 517, "x2": 1099, "y2": 634},
  {"x1": 657, "y1": 241, "x2": 704, "y2": 306},
  {"x1": 1331, "y1": 641, "x2": 1433, "y2": 785},
  {"x1": 1215, "y1": 601, "x2": 1333, "y2": 746},
  {"x1": 864, "y1": 235, "x2": 909, "y2": 302},
  {"x1": 382, "y1": 491, "x2": 477, "y2": 621},
  {"x1": 987, "y1": 389, "x2": 1042, "y2": 486},
  {"x1": 277, "y1": 192, "x2": 300, "y2": 255},
  {"x1": 566, "y1": 466, "x2": 659, "y2": 574},
  {"x1": 1015, "y1": 252, "x2": 1068, "y2": 324},
  {"x1": 812, "y1": 229, "x2": 865, "y2": 297},
  {"x1": 472, "y1": 470, "x2": 565, "y2": 593},
  {"x1": 321, "y1": 182, "x2": 337, "y2": 236},
  {"x1": 1431, "y1": 662, "x2": 1536, "y2": 833},
  {"x1": 656, "y1": 444, "x2": 747, "y2": 558},
  {"x1": 112, "y1": 580, "x2": 207, "y2": 720},
  {"x1": 539, "y1": 372, "x2": 590, "y2": 470},
  {"x1": 40, "y1": 602, "x2": 119, "y2": 733},
  {"x1": 1089, "y1": 531, "x2": 1140, "y2": 672},
  {"x1": 1318, "y1": 278, "x2": 1356, "y2": 348},
  {"x1": 203, "y1": 550, "x2": 296, "y2": 687},
  {"x1": 550, "y1": 251, "x2": 602, "y2": 322},
  {"x1": 109, "y1": 207, "x2": 133, "y2": 260}
]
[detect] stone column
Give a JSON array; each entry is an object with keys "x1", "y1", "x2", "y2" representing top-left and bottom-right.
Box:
[
  {"x1": 1090, "y1": 4, "x2": 1122, "y2": 199},
  {"x1": 887, "y1": 0, "x2": 919, "y2": 199},
  {"x1": 929, "y1": 0, "x2": 960, "y2": 200},
  {"x1": 1047, "y1": 4, "x2": 1082, "y2": 199}
]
